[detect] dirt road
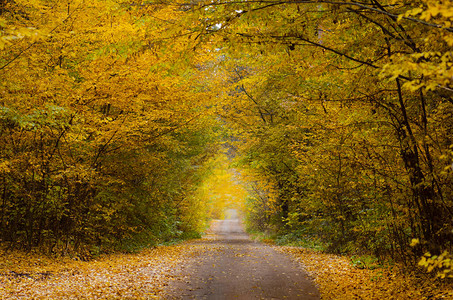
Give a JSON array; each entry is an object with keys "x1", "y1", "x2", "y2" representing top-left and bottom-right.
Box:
[{"x1": 164, "y1": 212, "x2": 320, "y2": 299}]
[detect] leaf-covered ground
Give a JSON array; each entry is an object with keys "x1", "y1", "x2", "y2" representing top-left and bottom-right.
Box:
[
  {"x1": 0, "y1": 246, "x2": 200, "y2": 299},
  {"x1": 278, "y1": 247, "x2": 453, "y2": 300},
  {"x1": 2, "y1": 244, "x2": 452, "y2": 299}
]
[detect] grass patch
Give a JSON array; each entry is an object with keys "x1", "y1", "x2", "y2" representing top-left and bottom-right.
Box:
[
  {"x1": 274, "y1": 231, "x2": 327, "y2": 252},
  {"x1": 246, "y1": 228, "x2": 327, "y2": 251},
  {"x1": 350, "y1": 254, "x2": 381, "y2": 270}
]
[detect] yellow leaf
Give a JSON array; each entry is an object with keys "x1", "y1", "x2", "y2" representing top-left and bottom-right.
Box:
[
  {"x1": 410, "y1": 238, "x2": 419, "y2": 247},
  {"x1": 418, "y1": 257, "x2": 427, "y2": 266}
]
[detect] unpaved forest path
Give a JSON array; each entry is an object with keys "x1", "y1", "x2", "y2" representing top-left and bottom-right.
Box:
[{"x1": 164, "y1": 210, "x2": 320, "y2": 299}]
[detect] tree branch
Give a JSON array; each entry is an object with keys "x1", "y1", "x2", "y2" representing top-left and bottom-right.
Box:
[{"x1": 188, "y1": 0, "x2": 453, "y2": 32}]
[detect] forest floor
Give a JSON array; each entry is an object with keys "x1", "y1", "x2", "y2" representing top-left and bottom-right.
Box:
[
  {"x1": 278, "y1": 247, "x2": 452, "y2": 299},
  {"x1": 1, "y1": 221, "x2": 452, "y2": 299}
]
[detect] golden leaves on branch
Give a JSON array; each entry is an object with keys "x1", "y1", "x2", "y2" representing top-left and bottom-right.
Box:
[{"x1": 382, "y1": 0, "x2": 453, "y2": 92}]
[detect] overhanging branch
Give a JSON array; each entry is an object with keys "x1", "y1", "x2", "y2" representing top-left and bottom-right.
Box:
[{"x1": 186, "y1": 0, "x2": 453, "y2": 32}]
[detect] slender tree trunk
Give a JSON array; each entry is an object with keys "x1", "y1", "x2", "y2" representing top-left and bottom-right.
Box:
[{"x1": 395, "y1": 78, "x2": 439, "y2": 250}]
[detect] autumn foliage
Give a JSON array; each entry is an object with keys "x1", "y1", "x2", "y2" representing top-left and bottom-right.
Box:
[
  {"x1": 0, "y1": 0, "x2": 221, "y2": 255},
  {"x1": 1, "y1": 0, "x2": 453, "y2": 282},
  {"x1": 174, "y1": 0, "x2": 453, "y2": 268}
]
